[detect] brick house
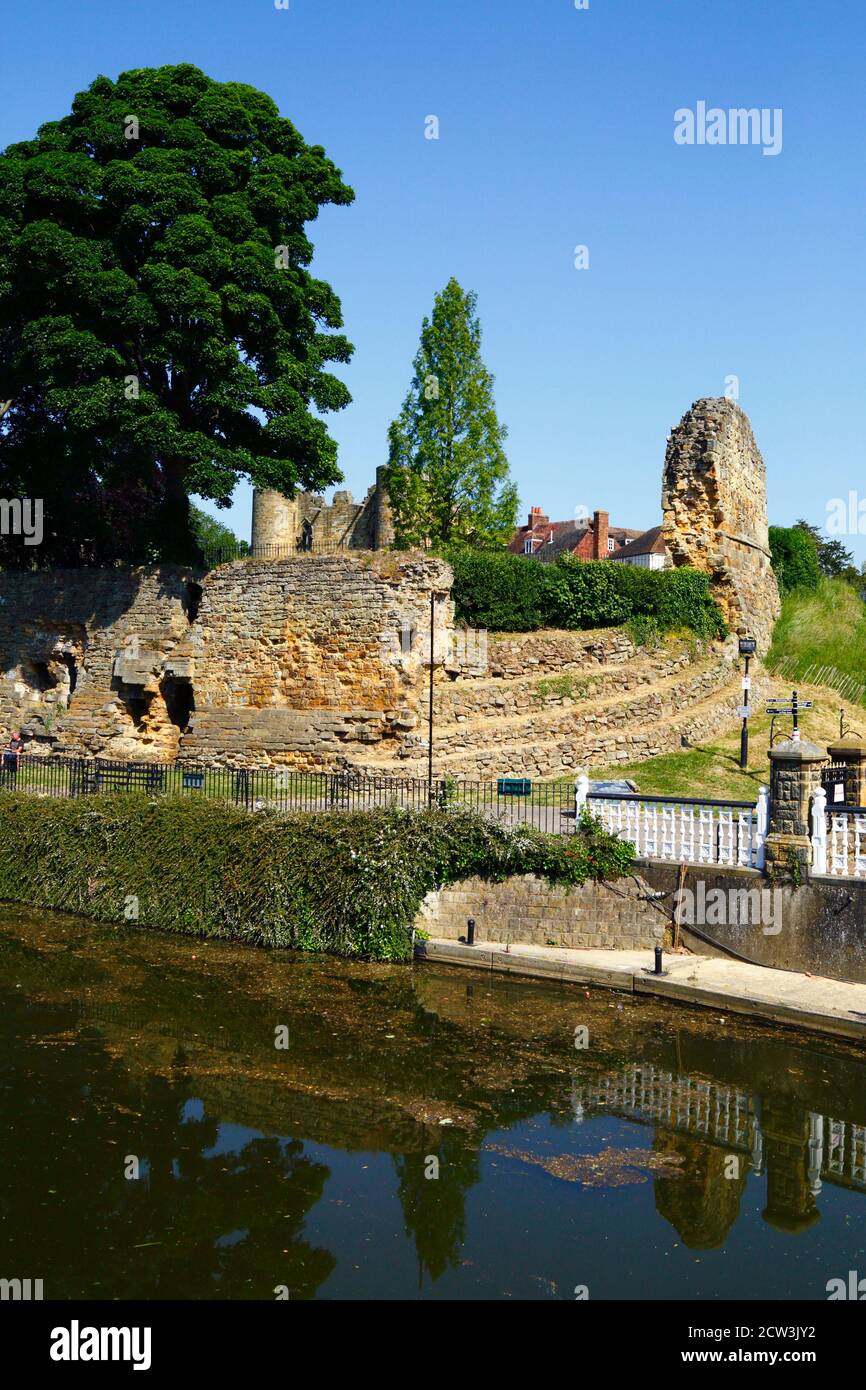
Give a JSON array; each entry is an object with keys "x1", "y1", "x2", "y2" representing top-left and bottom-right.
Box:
[{"x1": 510, "y1": 508, "x2": 647, "y2": 563}]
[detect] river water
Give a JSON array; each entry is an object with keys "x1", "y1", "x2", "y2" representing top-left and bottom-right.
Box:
[{"x1": 1, "y1": 905, "x2": 864, "y2": 1301}]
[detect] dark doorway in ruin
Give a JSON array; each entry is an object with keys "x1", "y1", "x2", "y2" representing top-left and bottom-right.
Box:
[
  {"x1": 60, "y1": 652, "x2": 78, "y2": 696},
  {"x1": 116, "y1": 687, "x2": 153, "y2": 730},
  {"x1": 184, "y1": 582, "x2": 203, "y2": 625},
  {"x1": 161, "y1": 676, "x2": 195, "y2": 732},
  {"x1": 26, "y1": 660, "x2": 56, "y2": 693},
  {"x1": 301, "y1": 518, "x2": 314, "y2": 552}
]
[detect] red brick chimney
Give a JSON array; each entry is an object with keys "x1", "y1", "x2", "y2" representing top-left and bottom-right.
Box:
[
  {"x1": 528, "y1": 505, "x2": 549, "y2": 529},
  {"x1": 592, "y1": 509, "x2": 609, "y2": 560}
]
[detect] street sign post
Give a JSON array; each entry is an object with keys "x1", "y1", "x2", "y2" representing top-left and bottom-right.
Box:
[{"x1": 766, "y1": 690, "x2": 813, "y2": 743}]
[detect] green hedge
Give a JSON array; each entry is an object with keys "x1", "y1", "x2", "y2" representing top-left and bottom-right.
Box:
[
  {"x1": 0, "y1": 794, "x2": 635, "y2": 962},
  {"x1": 448, "y1": 548, "x2": 727, "y2": 638}
]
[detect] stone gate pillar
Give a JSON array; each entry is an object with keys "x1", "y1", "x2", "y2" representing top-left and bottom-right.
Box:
[{"x1": 764, "y1": 738, "x2": 826, "y2": 877}]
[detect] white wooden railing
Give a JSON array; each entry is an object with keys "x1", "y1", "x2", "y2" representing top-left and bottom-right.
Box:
[
  {"x1": 812, "y1": 786, "x2": 866, "y2": 878},
  {"x1": 576, "y1": 775, "x2": 768, "y2": 870}
]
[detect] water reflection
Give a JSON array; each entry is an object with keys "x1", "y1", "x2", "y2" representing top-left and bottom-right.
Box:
[
  {"x1": 1, "y1": 906, "x2": 865, "y2": 1300},
  {"x1": 572, "y1": 1065, "x2": 866, "y2": 1246}
]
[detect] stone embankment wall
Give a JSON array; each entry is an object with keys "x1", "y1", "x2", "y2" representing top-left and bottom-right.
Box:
[
  {"x1": 662, "y1": 398, "x2": 780, "y2": 652},
  {"x1": 633, "y1": 861, "x2": 866, "y2": 986},
  {"x1": 416, "y1": 861, "x2": 866, "y2": 985},
  {"x1": 415, "y1": 872, "x2": 666, "y2": 951}
]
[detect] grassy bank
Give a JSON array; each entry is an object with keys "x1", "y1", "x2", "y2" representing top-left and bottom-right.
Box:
[
  {"x1": 0, "y1": 794, "x2": 634, "y2": 961},
  {"x1": 594, "y1": 674, "x2": 864, "y2": 801},
  {"x1": 767, "y1": 578, "x2": 866, "y2": 700}
]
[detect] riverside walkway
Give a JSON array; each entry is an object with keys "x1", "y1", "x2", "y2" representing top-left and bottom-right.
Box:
[{"x1": 415, "y1": 939, "x2": 866, "y2": 1043}]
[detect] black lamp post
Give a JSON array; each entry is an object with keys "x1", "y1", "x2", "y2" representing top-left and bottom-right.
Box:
[
  {"x1": 428, "y1": 590, "x2": 436, "y2": 804},
  {"x1": 738, "y1": 635, "x2": 757, "y2": 769}
]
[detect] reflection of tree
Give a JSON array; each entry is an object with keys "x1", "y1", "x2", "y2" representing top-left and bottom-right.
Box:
[
  {"x1": 0, "y1": 998, "x2": 334, "y2": 1299},
  {"x1": 393, "y1": 1131, "x2": 481, "y2": 1286},
  {"x1": 653, "y1": 1132, "x2": 748, "y2": 1249}
]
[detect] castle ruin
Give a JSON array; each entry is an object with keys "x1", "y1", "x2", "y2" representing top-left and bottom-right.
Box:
[
  {"x1": 0, "y1": 397, "x2": 780, "y2": 774},
  {"x1": 662, "y1": 397, "x2": 780, "y2": 651},
  {"x1": 251, "y1": 465, "x2": 394, "y2": 553}
]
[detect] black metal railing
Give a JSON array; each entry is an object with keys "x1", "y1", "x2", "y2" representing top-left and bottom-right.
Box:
[
  {"x1": 200, "y1": 540, "x2": 363, "y2": 568},
  {"x1": 820, "y1": 762, "x2": 858, "y2": 809},
  {"x1": 0, "y1": 753, "x2": 577, "y2": 835}
]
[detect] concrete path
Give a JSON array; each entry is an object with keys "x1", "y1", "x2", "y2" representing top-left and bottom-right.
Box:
[{"x1": 415, "y1": 938, "x2": 866, "y2": 1043}]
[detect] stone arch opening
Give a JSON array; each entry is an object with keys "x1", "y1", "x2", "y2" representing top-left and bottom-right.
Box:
[
  {"x1": 25, "y1": 660, "x2": 56, "y2": 693},
  {"x1": 59, "y1": 652, "x2": 78, "y2": 696}
]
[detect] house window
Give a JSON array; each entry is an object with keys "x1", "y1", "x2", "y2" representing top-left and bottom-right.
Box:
[
  {"x1": 524, "y1": 539, "x2": 534, "y2": 555},
  {"x1": 607, "y1": 537, "x2": 616, "y2": 552}
]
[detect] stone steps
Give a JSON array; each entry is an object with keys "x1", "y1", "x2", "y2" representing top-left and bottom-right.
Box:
[
  {"x1": 436, "y1": 647, "x2": 698, "y2": 723},
  {"x1": 358, "y1": 652, "x2": 754, "y2": 781}
]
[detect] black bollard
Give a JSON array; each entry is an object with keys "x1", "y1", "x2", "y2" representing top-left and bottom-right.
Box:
[
  {"x1": 654, "y1": 945, "x2": 663, "y2": 975},
  {"x1": 467, "y1": 918, "x2": 476, "y2": 946}
]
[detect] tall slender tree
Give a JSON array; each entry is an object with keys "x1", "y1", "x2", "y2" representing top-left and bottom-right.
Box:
[
  {"x1": 0, "y1": 64, "x2": 354, "y2": 565},
  {"x1": 385, "y1": 278, "x2": 517, "y2": 549}
]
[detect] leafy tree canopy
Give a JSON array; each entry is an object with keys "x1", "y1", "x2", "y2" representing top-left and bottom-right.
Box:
[
  {"x1": 794, "y1": 519, "x2": 857, "y2": 583},
  {"x1": 0, "y1": 63, "x2": 354, "y2": 565},
  {"x1": 385, "y1": 278, "x2": 518, "y2": 550},
  {"x1": 769, "y1": 525, "x2": 820, "y2": 595},
  {"x1": 190, "y1": 502, "x2": 248, "y2": 559}
]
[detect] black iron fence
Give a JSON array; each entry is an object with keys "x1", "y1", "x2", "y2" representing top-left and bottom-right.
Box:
[
  {"x1": 200, "y1": 539, "x2": 363, "y2": 568},
  {"x1": 0, "y1": 752, "x2": 577, "y2": 835},
  {"x1": 821, "y1": 761, "x2": 858, "y2": 808}
]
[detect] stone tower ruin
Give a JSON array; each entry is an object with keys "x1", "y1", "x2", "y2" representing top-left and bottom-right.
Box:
[
  {"x1": 251, "y1": 465, "x2": 394, "y2": 553},
  {"x1": 662, "y1": 398, "x2": 780, "y2": 652}
]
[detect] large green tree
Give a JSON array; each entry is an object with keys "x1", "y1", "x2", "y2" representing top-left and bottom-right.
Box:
[
  {"x1": 0, "y1": 63, "x2": 354, "y2": 565},
  {"x1": 794, "y1": 519, "x2": 857, "y2": 582},
  {"x1": 385, "y1": 278, "x2": 518, "y2": 549}
]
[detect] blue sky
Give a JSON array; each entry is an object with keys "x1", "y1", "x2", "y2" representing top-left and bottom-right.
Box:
[{"x1": 3, "y1": 0, "x2": 865, "y2": 553}]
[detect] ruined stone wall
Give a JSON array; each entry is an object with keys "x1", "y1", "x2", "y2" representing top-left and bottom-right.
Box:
[
  {"x1": 662, "y1": 398, "x2": 780, "y2": 651},
  {"x1": 0, "y1": 567, "x2": 199, "y2": 759},
  {"x1": 180, "y1": 554, "x2": 451, "y2": 767},
  {"x1": 0, "y1": 554, "x2": 452, "y2": 768}
]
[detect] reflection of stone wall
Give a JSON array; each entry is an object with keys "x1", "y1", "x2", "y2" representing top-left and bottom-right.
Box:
[
  {"x1": 662, "y1": 398, "x2": 780, "y2": 651},
  {"x1": 654, "y1": 1133, "x2": 748, "y2": 1249}
]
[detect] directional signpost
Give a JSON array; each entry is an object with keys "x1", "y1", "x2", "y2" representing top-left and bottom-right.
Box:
[{"x1": 766, "y1": 690, "x2": 813, "y2": 744}]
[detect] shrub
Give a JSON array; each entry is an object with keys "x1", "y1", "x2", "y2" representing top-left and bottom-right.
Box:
[
  {"x1": 769, "y1": 526, "x2": 820, "y2": 595},
  {"x1": 625, "y1": 614, "x2": 662, "y2": 650},
  {"x1": 446, "y1": 547, "x2": 556, "y2": 630},
  {"x1": 0, "y1": 794, "x2": 635, "y2": 962},
  {"x1": 545, "y1": 557, "x2": 632, "y2": 628},
  {"x1": 447, "y1": 547, "x2": 726, "y2": 638}
]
